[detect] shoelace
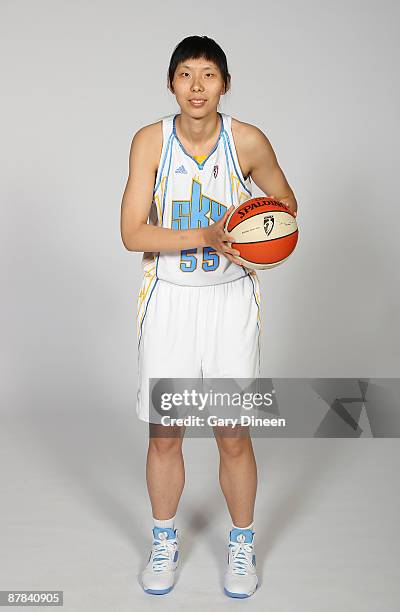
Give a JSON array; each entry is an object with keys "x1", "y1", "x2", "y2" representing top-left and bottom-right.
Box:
[
  {"x1": 230, "y1": 533, "x2": 254, "y2": 575},
  {"x1": 151, "y1": 532, "x2": 177, "y2": 572}
]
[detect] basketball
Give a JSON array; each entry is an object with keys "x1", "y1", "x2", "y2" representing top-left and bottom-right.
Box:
[{"x1": 224, "y1": 197, "x2": 299, "y2": 269}]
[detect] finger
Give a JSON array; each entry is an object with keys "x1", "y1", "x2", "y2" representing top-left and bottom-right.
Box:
[
  {"x1": 225, "y1": 247, "x2": 240, "y2": 256},
  {"x1": 222, "y1": 204, "x2": 234, "y2": 218},
  {"x1": 223, "y1": 233, "x2": 236, "y2": 243},
  {"x1": 225, "y1": 252, "x2": 242, "y2": 265},
  {"x1": 221, "y1": 204, "x2": 235, "y2": 225},
  {"x1": 219, "y1": 213, "x2": 228, "y2": 228},
  {"x1": 225, "y1": 254, "x2": 236, "y2": 265}
]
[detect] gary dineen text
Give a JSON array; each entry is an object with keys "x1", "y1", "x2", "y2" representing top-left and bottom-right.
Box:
[{"x1": 160, "y1": 415, "x2": 286, "y2": 428}]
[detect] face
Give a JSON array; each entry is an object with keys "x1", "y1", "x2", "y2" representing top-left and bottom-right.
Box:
[{"x1": 169, "y1": 57, "x2": 228, "y2": 115}]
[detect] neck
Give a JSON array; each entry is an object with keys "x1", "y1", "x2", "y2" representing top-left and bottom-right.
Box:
[{"x1": 175, "y1": 111, "x2": 220, "y2": 149}]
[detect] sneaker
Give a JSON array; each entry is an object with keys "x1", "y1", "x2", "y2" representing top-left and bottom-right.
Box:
[
  {"x1": 140, "y1": 527, "x2": 179, "y2": 595},
  {"x1": 223, "y1": 528, "x2": 258, "y2": 598}
]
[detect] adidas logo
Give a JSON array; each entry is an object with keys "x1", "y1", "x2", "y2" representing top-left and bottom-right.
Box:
[{"x1": 175, "y1": 164, "x2": 187, "y2": 174}]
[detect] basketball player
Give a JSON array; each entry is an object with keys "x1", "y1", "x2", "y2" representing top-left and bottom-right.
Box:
[{"x1": 120, "y1": 36, "x2": 297, "y2": 598}]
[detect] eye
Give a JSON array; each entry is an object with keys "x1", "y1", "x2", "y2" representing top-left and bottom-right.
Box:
[
  {"x1": 181, "y1": 72, "x2": 190, "y2": 77},
  {"x1": 205, "y1": 73, "x2": 215, "y2": 77}
]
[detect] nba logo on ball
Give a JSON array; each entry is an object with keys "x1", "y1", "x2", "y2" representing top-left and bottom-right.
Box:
[{"x1": 225, "y1": 197, "x2": 299, "y2": 269}]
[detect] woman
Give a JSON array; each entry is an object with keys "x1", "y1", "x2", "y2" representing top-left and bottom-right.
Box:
[{"x1": 120, "y1": 35, "x2": 297, "y2": 598}]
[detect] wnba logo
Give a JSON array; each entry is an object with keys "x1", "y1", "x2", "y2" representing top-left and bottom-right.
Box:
[
  {"x1": 264, "y1": 215, "x2": 274, "y2": 236},
  {"x1": 213, "y1": 165, "x2": 218, "y2": 178}
]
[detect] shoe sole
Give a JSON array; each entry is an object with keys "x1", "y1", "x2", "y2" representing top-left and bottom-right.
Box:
[
  {"x1": 224, "y1": 582, "x2": 258, "y2": 598},
  {"x1": 144, "y1": 586, "x2": 173, "y2": 595},
  {"x1": 141, "y1": 562, "x2": 178, "y2": 595}
]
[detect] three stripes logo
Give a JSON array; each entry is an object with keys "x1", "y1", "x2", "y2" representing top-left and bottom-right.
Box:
[{"x1": 175, "y1": 164, "x2": 187, "y2": 174}]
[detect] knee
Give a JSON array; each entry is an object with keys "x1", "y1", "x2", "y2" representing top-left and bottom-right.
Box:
[
  {"x1": 148, "y1": 425, "x2": 184, "y2": 456},
  {"x1": 216, "y1": 434, "x2": 250, "y2": 459}
]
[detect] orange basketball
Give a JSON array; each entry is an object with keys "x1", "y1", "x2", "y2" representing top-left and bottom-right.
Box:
[{"x1": 225, "y1": 197, "x2": 298, "y2": 269}]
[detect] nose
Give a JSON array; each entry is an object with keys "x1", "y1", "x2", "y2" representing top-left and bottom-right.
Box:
[{"x1": 191, "y1": 74, "x2": 204, "y2": 92}]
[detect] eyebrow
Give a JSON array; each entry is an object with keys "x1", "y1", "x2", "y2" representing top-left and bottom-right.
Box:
[{"x1": 180, "y1": 64, "x2": 216, "y2": 70}]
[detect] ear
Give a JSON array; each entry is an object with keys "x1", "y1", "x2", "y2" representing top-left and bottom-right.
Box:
[
  {"x1": 167, "y1": 74, "x2": 174, "y2": 94},
  {"x1": 222, "y1": 76, "x2": 231, "y2": 95}
]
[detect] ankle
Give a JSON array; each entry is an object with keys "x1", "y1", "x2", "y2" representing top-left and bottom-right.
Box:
[
  {"x1": 153, "y1": 514, "x2": 176, "y2": 529},
  {"x1": 232, "y1": 521, "x2": 254, "y2": 531}
]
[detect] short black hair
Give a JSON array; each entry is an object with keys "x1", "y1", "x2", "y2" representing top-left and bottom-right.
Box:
[{"x1": 168, "y1": 35, "x2": 231, "y2": 94}]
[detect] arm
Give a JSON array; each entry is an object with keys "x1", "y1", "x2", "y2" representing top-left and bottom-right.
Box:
[
  {"x1": 120, "y1": 124, "x2": 207, "y2": 252},
  {"x1": 240, "y1": 124, "x2": 298, "y2": 216}
]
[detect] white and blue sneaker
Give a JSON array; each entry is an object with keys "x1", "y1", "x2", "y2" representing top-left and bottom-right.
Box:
[
  {"x1": 141, "y1": 527, "x2": 179, "y2": 595},
  {"x1": 224, "y1": 528, "x2": 258, "y2": 598}
]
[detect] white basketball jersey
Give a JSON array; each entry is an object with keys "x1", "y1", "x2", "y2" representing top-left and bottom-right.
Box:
[{"x1": 137, "y1": 112, "x2": 261, "y2": 343}]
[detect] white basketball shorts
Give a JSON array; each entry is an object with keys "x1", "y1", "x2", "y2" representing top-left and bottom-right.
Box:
[{"x1": 136, "y1": 274, "x2": 261, "y2": 423}]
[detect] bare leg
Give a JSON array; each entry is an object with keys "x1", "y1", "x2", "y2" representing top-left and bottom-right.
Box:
[
  {"x1": 146, "y1": 424, "x2": 186, "y2": 519},
  {"x1": 214, "y1": 426, "x2": 257, "y2": 527}
]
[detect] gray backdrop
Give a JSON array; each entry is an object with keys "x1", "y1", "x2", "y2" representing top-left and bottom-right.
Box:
[{"x1": 1, "y1": 1, "x2": 399, "y2": 611}]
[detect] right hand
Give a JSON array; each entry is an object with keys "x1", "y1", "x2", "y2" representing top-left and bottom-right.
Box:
[{"x1": 203, "y1": 205, "x2": 242, "y2": 265}]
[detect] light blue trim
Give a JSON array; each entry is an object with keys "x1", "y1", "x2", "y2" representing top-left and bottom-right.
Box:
[
  {"x1": 224, "y1": 588, "x2": 250, "y2": 599},
  {"x1": 144, "y1": 586, "x2": 173, "y2": 595},
  {"x1": 160, "y1": 139, "x2": 174, "y2": 225},
  {"x1": 172, "y1": 112, "x2": 223, "y2": 169},
  {"x1": 154, "y1": 137, "x2": 174, "y2": 282},
  {"x1": 153, "y1": 526, "x2": 176, "y2": 539},
  {"x1": 230, "y1": 528, "x2": 254, "y2": 543},
  {"x1": 224, "y1": 129, "x2": 252, "y2": 196},
  {"x1": 153, "y1": 130, "x2": 174, "y2": 195},
  {"x1": 155, "y1": 252, "x2": 160, "y2": 284},
  {"x1": 221, "y1": 129, "x2": 234, "y2": 206},
  {"x1": 246, "y1": 272, "x2": 261, "y2": 378},
  {"x1": 138, "y1": 277, "x2": 159, "y2": 349}
]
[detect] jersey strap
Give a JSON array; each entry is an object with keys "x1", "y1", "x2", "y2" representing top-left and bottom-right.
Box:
[{"x1": 220, "y1": 113, "x2": 252, "y2": 198}]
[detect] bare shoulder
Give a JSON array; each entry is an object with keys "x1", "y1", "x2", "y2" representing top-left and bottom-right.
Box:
[
  {"x1": 130, "y1": 120, "x2": 163, "y2": 170},
  {"x1": 231, "y1": 117, "x2": 269, "y2": 148},
  {"x1": 231, "y1": 117, "x2": 271, "y2": 178},
  {"x1": 133, "y1": 119, "x2": 162, "y2": 142}
]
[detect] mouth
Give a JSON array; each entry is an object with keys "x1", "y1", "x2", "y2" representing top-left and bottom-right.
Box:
[{"x1": 188, "y1": 99, "x2": 207, "y2": 107}]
